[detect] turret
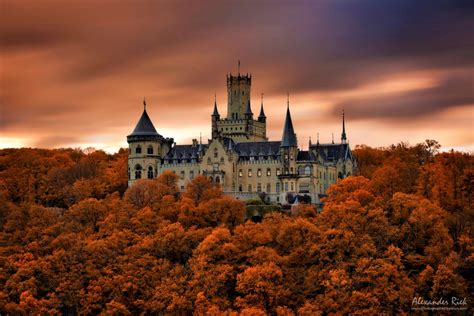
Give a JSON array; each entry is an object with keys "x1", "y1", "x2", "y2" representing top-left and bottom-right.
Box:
[
  {"x1": 244, "y1": 100, "x2": 253, "y2": 120},
  {"x1": 280, "y1": 94, "x2": 298, "y2": 176},
  {"x1": 258, "y1": 93, "x2": 266, "y2": 123},
  {"x1": 127, "y1": 99, "x2": 173, "y2": 186},
  {"x1": 211, "y1": 95, "x2": 220, "y2": 139}
]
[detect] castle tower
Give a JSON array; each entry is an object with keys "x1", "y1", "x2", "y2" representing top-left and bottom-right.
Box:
[
  {"x1": 227, "y1": 61, "x2": 251, "y2": 120},
  {"x1": 211, "y1": 95, "x2": 220, "y2": 139},
  {"x1": 127, "y1": 99, "x2": 173, "y2": 186},
  {"x1": 280, "y1": 95, "x2": 298, "y2": 176}
]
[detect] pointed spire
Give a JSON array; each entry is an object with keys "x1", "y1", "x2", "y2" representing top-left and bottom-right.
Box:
[
  {"x1": 245, "y1": 99, "x2": 253, "y2": 120},
  {"x1": 238, "y1": 60, "x2": 240, "y2": 75},
  {"x1": 341, "y1": 109, "x2": 347, "y2": 144},
  {"x1": 258, "y1": 93, "x2": 266, "y2": 122},
  {"x1": 309, "y1": 136, "x2": 312, "y2": 147},
  {"x1": 317, "y1": 132, "x2": 320, "y2": 145},
  {"x1": 332, "y1": 133, "x2": 334, "y2": 144},
  {"x1": 212, "y1": 94, "x2": 220, "y2": 117},
  {"x1": 143, "y1": 97, "x2": 147, "y2": 111},
  {"x1": 281, "y1": 97, "x2": 297, "y2": 147}
]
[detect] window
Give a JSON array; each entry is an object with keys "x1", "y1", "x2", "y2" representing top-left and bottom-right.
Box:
[
  {"x1": 135, "y1": 164, "x2": 142, "y2": 179},
  {"x1": 267, "y1": 168, "x2": 271, "y2": 176},
  {"x1": 180, "y1": 171, "x2": 185, "y2": 179},
  {"x1": 128, "y1": 167, "x2": 130, "y2": 180},
  {"x1": 290, "y1": 182, "x2": 294, "y2": 191},
  {"x1": 248, "y1": 184, "x2": 252, "y2": 192},
  {"x1": 220, "y1": 157, "x2": 224, "y2": 163},
  {"x1": 147, "y1": 166, "x2": 154, "y2": 179},
  {"x1": 284, "y1": 182, "x2": 288, "y2": 191},
  {"x1": 147, "y1": 146, "x2": 153, "y2": 155},
  {"x1": 239, "y1": 169, "x2": 243, "y2": 177},
  {"x1": 214, "y1": 148, "x2": 218, "y2": 158},
  {"x1": 208, "y1": 157, "x2": 211, "y2": 164},
  {"x1": 215, "y1": 176, "x2": 220, "y2": 184},
  {"x1": 248, "y1": 169, "x2": 252, "y2": 177},
  {"x1": 276, "y1": 183, "x2": 281, "y2": 193},
  {"x1": 290, "y1": 154, "x2": 294, "y2": 160},
  {"x1": 190, "y1": 171, "x2": 194, "y2": 179},
  {"x1": 257, "y1": 183, "x2": 262, "y2": 192},
  {"x1": 305, "y1": 166, "x2": 311, "y2": 175},
  {"x1": 290, "y1": 167, "x2": 293, "y2": 174},
  {"x1": 276, "y1": 168, "x2": 281, "y2": 176},
  {"x1": 239, "y1": 184, "x2": 243, "y2": 192},
  {"x1": 266, "y1": 183, "x2": 271, "y2": 193},
  {"x1": 213, "y1": 163, "x2": 219, "y2": 171},
  {"x1": 136, "y1": 146, "x2": 142, "y2": 154},
  {"x1": 257, "y1": 169, "x2": 262, "y2": 177},
  {"x1": 181, "y1": 186, "x2": 185, "y2": 190}
]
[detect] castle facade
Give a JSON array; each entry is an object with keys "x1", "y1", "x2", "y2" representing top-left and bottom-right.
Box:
[{"x1": 127, "y1": 69, "x2": 356, "y2": 205}]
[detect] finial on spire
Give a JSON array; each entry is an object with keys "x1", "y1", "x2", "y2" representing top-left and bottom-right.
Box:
[
  {"x1": 261, "y1": 92, "x2": 264, "y2": 105},
  {"x1": 317, "y1": 132, "x2": 320, "y2": 145},
  {"x1": 238, "y1": 60, "x2": 240, "y2": 75},
  {"x1": 309, "y1": 136, "x2": 312, "y2": 147},
  {"x1": 287, "y1": 92, "x2": 290, "y2": 108},
  {"x1": 214, "y1": 93, "x2": 217, "y2": 104},
  {"x1": 200, "y1": 132, "x2": 202, "y2": 145},
  {"x1": 143, "y1": 97, "x2": 146, "y2": 111}
]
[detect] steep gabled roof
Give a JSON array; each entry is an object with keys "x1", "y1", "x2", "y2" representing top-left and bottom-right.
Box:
[{"x1": 234, "y1": 141, "x2": 281, "y2": 157}]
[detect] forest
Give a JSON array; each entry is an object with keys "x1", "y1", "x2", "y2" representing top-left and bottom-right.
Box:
[{"x1": 0, "y1": 140, "x2": 472, "y2": 314}]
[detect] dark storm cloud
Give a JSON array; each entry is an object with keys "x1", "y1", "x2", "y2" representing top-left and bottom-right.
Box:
[
  {"x1": 0, "y1": 0, "x2": 473, "y2": 149},
  {"x1": 333, "y1": 71, "x2": 474, "y2": 120}
]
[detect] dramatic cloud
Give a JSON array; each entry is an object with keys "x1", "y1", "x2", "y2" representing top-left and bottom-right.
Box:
[{"x1": 1, "y1": 0, "x2": 473, "y2": 151}]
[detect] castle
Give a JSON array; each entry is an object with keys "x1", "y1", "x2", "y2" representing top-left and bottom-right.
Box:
[{"x1": 127, "y1": 68, "x2": 356, "y2": 205}]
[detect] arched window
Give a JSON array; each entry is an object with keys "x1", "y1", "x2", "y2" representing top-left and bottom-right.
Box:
[
  {"x1": 266, "y1": 183, "x2": 271, "y2": 193},
  {"x1": 136, "y1": 145, "x2": 142, "y2": 154},
  {"x1": 147, "y1": 146, "x2": 153, "y2": 155},
  {"x1": 147, "y1": 166, "x2": 154, "y2": 179},
  {"x1": 239, "y1": 184, "x2": 243, "y2": 192},
  {"x1": 304, "y1": 165, "x2": 311, "y2": 175},
  {"x1": 338, "y1": 172, "x2": 343, "y2": 179},
  {"x1": 215, "y1": 176, "x2": 220, "y2": 184},
  {"x1": 190, "y1": 170, "x2": 194, "y2": 180},
  {"x1": 209, "y1": 176, "x2": 213, "y2": 182},
  {"x1": 276, "y1": 183, "x2": 281, "y2": 193},
  {"x1": 135, "y1": 164, "x2": 142, "y2": 179}
]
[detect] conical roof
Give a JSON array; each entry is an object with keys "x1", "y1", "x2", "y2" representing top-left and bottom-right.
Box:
[
  {"x1": 281, "y1": 105, "x2": 297, "y2": 147},
  {"x1": 129, "y1": 109, "x2": 160, "y2": 137},
  {"x1": 245, "y1": 100, "x2": 253, "y2": 115},
  {"x1": 258, "y1": 103, "x2": 266, "y2": 119}
]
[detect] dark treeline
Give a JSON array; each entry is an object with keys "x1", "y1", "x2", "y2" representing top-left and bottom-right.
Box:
[{"x1": 0, "y1": 141, "x2": 472, "y2": 314}]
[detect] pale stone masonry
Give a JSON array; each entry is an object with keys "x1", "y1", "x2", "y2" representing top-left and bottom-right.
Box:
[{"x1": 127, "y1": 68, "x2": 356, "y2": 205}]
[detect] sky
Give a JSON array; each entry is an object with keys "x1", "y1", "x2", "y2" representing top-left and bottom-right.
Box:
[{"x1": 1, "y1": 0, "x2": 473, "y2": 153}]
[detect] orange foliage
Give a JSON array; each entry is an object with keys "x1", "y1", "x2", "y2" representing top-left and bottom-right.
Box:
[{"x1": 0, "y1": 143, "x2": 472, "y2": 314}]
